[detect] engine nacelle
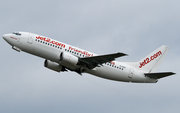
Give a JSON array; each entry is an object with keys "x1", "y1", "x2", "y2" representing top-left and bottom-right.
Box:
[
  {"x1": 44, "y1": 60, "x2": 63, "y2": 72},
  {"x1": 60, "y1": 52, "x2": 79, "y2": 66}
]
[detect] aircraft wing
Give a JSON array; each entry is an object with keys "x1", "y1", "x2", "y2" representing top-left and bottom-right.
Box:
[{"x1": 78, "y1": 52, "x2": 127, "y2": 69}]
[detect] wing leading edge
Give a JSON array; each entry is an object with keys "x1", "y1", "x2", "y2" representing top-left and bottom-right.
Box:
[{"x1": 78, "y1": 52, "x2": 128, "y2": 69}]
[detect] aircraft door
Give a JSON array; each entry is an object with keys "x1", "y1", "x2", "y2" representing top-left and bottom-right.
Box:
[
  {"x1": 27, "y1": 34, "x2": 33, "y2": 44},
  {"x1": 128, "y1": 68, "x2": 134, "y2": 78}
]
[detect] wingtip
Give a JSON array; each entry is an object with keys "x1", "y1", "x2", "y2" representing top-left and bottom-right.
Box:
[
  {"x1": 170, "y1": 72, "x2": 176, "y2": 75},
  {"x1": 120, "y1": 52, "x2": 128, "y2": 56}
]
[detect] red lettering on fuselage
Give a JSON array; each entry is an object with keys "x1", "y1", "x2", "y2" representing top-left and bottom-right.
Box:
[
  {"x1": 36, "y1": 36, "x2": 65, "y2": 48},
  {"x1": 68, "y1": 46, "x2": 116, "y2": 64},
  {"x1": 69, "y1": 46, "x2": 93, "y2": 57},
  {"x1": 10, "y1": 37, "x2": 17, "y2": 40},
  {"x1": 111, "y1": 61, "x2": 115, "y2": 65}
]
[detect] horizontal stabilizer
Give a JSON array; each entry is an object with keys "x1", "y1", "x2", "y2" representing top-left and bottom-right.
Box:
[{"x1": 145, "y1": 72, "x2": 175, "y2": 79}]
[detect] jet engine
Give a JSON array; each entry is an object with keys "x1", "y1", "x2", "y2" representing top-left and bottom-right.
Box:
[
  {"x1": 60, "y1": 52, "x2": 79, "y2": 66},
  {"x1": 44, "y1": 59, "x2": 64, "y2": 72}
]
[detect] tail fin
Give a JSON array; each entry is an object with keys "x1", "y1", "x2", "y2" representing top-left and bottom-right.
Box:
[{"x1": 126, "y1": 45, "x2": 169, "y2": 73}]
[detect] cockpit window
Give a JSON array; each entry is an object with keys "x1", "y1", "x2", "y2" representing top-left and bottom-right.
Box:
[{"x1": 12, "y1": 32, "x2": 21, "y2": 36}]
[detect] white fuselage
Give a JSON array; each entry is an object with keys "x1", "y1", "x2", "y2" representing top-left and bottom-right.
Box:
[{"x1": 3, "y1": 32, "x2": 157, "y2": 83}]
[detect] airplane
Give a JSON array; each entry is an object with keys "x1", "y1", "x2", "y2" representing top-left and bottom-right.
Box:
[{"x1": 3, "y1": 32, "x2": 175, "y2": 83}]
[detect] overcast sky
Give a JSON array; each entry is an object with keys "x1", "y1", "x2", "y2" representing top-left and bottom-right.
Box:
[{"x1": 0, "y1": 0, "x2": 180, "y2": 113}]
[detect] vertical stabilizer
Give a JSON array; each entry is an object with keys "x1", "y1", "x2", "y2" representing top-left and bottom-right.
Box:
[{"x1": 125, "y1": 45, "x2": 169, "y2": 73}]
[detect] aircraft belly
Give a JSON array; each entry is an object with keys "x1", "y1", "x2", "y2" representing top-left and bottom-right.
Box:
[
  {"x1": 86, "y1": 66, "x2": 157, "y2": 83},
  {"x1": 87, "y1": 66, "x2": 130, "y2": 82}
]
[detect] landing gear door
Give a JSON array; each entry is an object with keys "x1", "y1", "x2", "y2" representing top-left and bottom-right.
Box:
[{"x1": 27, "y1": 34, "x2": 33, "y2": 44}]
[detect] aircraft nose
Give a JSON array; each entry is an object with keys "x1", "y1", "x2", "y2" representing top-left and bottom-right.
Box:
[
  {"x1": 3, "y1": 34, "x2": 8, "y2": 40},
  {"x1": 3, "y1": 34, "x2": 9, "y2": 41}
]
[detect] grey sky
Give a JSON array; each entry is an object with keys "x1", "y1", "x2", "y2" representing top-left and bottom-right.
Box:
[{"x1": 0, "y1": 0, "x2": 180, "y2": 113}]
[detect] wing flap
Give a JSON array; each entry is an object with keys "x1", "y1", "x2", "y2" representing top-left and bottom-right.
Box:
[{"x1": 145, "y1": 72, "x2": 175, "y2": 79}]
